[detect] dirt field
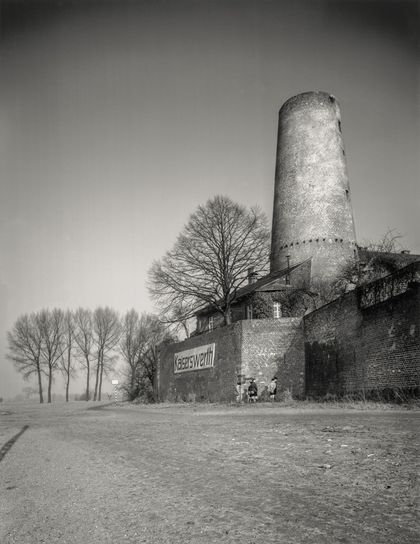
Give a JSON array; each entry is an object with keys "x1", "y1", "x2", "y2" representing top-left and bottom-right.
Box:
[{"x1": 0, "y1": 401, "x2": 419, "y2": 543}]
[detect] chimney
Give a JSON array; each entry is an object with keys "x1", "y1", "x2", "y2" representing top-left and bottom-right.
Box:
[{"x1": 248, "y1": 267, "x2": 258, "y2": 284}]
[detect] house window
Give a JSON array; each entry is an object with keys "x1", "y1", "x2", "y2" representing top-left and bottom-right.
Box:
[
  {"x1": 208, "y1": 316, "x2": 214, "y2": 331},
  {"x1": 246, "y1": 305, "x2": 253, "y2": 320},
  {"x1": 273, "y1": 302, "x2": 281, "y2": 319}
]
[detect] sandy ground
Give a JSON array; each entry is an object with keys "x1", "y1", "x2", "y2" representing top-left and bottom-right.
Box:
[{"x1": 0, "y1": 401, "x2": 419, "y2": 544}]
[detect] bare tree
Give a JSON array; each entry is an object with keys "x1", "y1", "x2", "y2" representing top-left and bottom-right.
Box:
[
  {"x1": 7, "y1": 313, "x2": 45, "y2": 403},
  {"x1": 92, "y1": 307, "x2": 121, "y2": 401},
  {"x1": 362, "y1": 228, "x2": 405, "y2": 253},
  {"x1": 159, "y1": 302, "x2": 192, "y2": 339},
  {"x1": 38, "y1": 308, "x2": 65, "y2": 403},
  {"x1": 139, "y1": 315, "x2": 174, "y2": 400},
  {"x1": 313, "y1": 229, "x2": 410, "y2": 304},
  {"x1": 148, "y1": 195, "x2": 270, "y2": 326},
  {"x1": 73, "y1": 308, "x2": 94, "y2": 401},
  {"x1": 119, "y1": 309, "x2": 143, "y2": 401},
  {"x1": 59, "y1": 310, "x2": 77, "y2": 402},
  {"x1": 120, "y1": 313, "x2": 174, "y2": 402}
]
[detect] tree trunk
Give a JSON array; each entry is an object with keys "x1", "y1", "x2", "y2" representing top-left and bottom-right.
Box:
[
  {"x1": 93, "y1": 363, "x2": 99, "y2": 401},
  {"x1": 130, "y1": 367, "x2": 136, "y2": 400},
  {"x1": 36, "y1": 361, "x2": 44, "y2": 404},
  {"x1": 224, "y1": 309, "x2": 232, "y2": 326},
  {"x1": 65, "y1": 373, "x2": 70, "y2": 402},
  {"x1": 93, "y1": 351, "x2": 101, "y2": 401},
  {"x1": 48, "y1": 366, "x2": 52, "y2": 403},
  {"x1": 65, "y1": 351, "x2": 71, "y2": 402},
  {"x1": 98, "y1": 356, "x2": 104, "y2": 401},
  {"x1": 85, "y1": 356, "x2": 90, "y2": 400}
]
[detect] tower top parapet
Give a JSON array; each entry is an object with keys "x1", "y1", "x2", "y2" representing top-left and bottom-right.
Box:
[{"x1": 280, "y1": 91, "x2": 339, "y2": 113}]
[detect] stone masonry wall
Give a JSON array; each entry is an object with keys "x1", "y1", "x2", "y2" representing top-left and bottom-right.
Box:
[
  {"x1": 158, "y1": 281, "x2": 419, "y2": 402},
  {"x1": 270, "y1": 92, "x2": 357, "y2": 283},
  {"x1": 157, "y1": 318, "x2": 306, "y2": 402},
  {"x1": 304, "y1": 283, "x2": 420, "y2": 397},
  {"x1": 157, "y1": 323, "x2": 242, "y2": 403},
  {"x1": 240, "y1": 319, "x2": 305, "y2": 399}
]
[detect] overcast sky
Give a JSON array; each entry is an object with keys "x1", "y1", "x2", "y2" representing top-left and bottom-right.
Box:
[{"x1": 1, "y1": 0, "x2": 418, "y2": 399}]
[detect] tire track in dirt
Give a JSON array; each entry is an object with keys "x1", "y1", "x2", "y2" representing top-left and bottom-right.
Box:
[{"x1": 0, "y1": 426, "x2": 29, "y2": 463}]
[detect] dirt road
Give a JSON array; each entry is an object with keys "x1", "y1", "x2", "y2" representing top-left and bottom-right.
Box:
[{"x1": 0, "y1": 401, "x2": 418, "y2": 543}]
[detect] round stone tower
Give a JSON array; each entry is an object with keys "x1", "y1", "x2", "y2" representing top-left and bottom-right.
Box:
[{"x1": 270, "y1": 91, "x2": 357, "y2": 284}]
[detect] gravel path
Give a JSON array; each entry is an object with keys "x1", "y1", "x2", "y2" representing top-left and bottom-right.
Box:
[{"x1": 0, "y1": 402, "x2": 419, "y2": 543}]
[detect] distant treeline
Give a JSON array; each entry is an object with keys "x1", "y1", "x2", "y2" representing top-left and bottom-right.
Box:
[{"x1": 6, "y1": 307, "x2": 175, "y2": 404}]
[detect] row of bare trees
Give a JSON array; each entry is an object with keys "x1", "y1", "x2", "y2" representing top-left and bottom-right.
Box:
[{"x1": 7, "y1": 307, "x2": 173, "y2": 404}]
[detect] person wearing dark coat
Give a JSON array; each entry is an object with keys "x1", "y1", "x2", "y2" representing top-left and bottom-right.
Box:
[{"x1": 248, "y1": 378, "x2": 258, "y2": 402}]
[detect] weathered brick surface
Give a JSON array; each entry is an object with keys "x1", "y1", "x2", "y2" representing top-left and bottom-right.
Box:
[
  {"x1": 158, "y1": 282, "x2": 419, "y2": 402},
  {"x1": 271, "y1": 91, "x2": 357, "y2": 283},
  {"x1": 157, "y1": 324, "x2": 242, "y2": 403},
  {"x1": 157, "y1": 319, "x2": 305, "y2": 402},
  {"x1": 304, "y1": 284, "x2": 420, "y2": 397},
  {"x1": 240, "y1": 319, "x2": 305, "y2": 398}
]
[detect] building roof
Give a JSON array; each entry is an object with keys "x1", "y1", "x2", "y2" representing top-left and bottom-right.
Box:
[{"x1": 195, "y1": 259, "x2": 311, "y2": 317}]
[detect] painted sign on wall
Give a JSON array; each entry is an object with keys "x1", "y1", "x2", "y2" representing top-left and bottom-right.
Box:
[{"x1": 174, "y1": 343, "x2": 215, "y2": 374}]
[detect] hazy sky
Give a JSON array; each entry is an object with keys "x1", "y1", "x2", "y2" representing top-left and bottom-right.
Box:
[{"x1": 1, "y1": 0, "x2": 418, "y2": 398}]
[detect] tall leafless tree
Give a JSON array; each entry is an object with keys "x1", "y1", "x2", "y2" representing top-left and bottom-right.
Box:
[
  {"x1": 148, "y1": 195, "x2": 270, "y2": 326},
  {"x1": 59, "y1": 310, "x2": 77, "y2": 402},
  {"x1": 139, "y1": 315, "x2": 174, "y2": 400},
  {"x1": 92, "y1": 307, "x2": 121, "y2": 401},
  {"x1": 119, "y1": 313, "x2": 174, "y2": 401},
  {"x1": 7, "y1": 313, "x2": 45, "y2": 403},
  {"x1": 38, "y1": 308, "x2": 65, "y2": 403},
  {"x1": 73, "y1": 308, "x2": 94, "y2": 401},
  {"x1": 119, "y1": 309, "x2": 144, "y2": 400}
]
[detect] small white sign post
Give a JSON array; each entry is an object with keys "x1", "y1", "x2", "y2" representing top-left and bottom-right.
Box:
[{"x1": 111, "y1": 379, "x2": 119, "y2": 405}]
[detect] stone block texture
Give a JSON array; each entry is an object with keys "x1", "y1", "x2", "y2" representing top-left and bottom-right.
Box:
[
  {"x1": 240, "y1": 319, "x2": 305, "y2": 398},
  {"x1": 304, "y1": 284, "x2": 420, "y2": 397},
  {"x1": 270, "y1": 91, "x2": 357, "y2": 282},
  {"x1": 157, "y1": 319, "x2": 305, "y2": 402},
  {"x1": 157, "y1": 324, "x2": 242, "y2": 403},
  {"x1": 158, "y1": 282, "x2": 419, "y2": 402}
]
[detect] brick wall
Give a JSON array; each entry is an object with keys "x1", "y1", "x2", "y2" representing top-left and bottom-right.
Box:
[
  {"x1": 157, "y1": 323, "x2": 242, "y2": 403},
  {"x1": 157, "y1": 318, "x2": 305, "y2": 402},
  {"x1": 304, "y1": 283, "x2": 420, "y2": 397},
  {"x1": 240, "y1": 319, "x2": 305, "y2": 399},
  {"x1": 158, "y1": 280, "x2": 419, "y2": 402}
]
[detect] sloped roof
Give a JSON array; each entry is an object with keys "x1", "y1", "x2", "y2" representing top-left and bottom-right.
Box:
[{"x1": 196, "y1": 259, "x2": 311, "y2": 316}]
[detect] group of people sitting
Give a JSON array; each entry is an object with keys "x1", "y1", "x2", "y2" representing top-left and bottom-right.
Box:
[{"x1": 247, "y1": 376, "x2": 277, "y2": 402}]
